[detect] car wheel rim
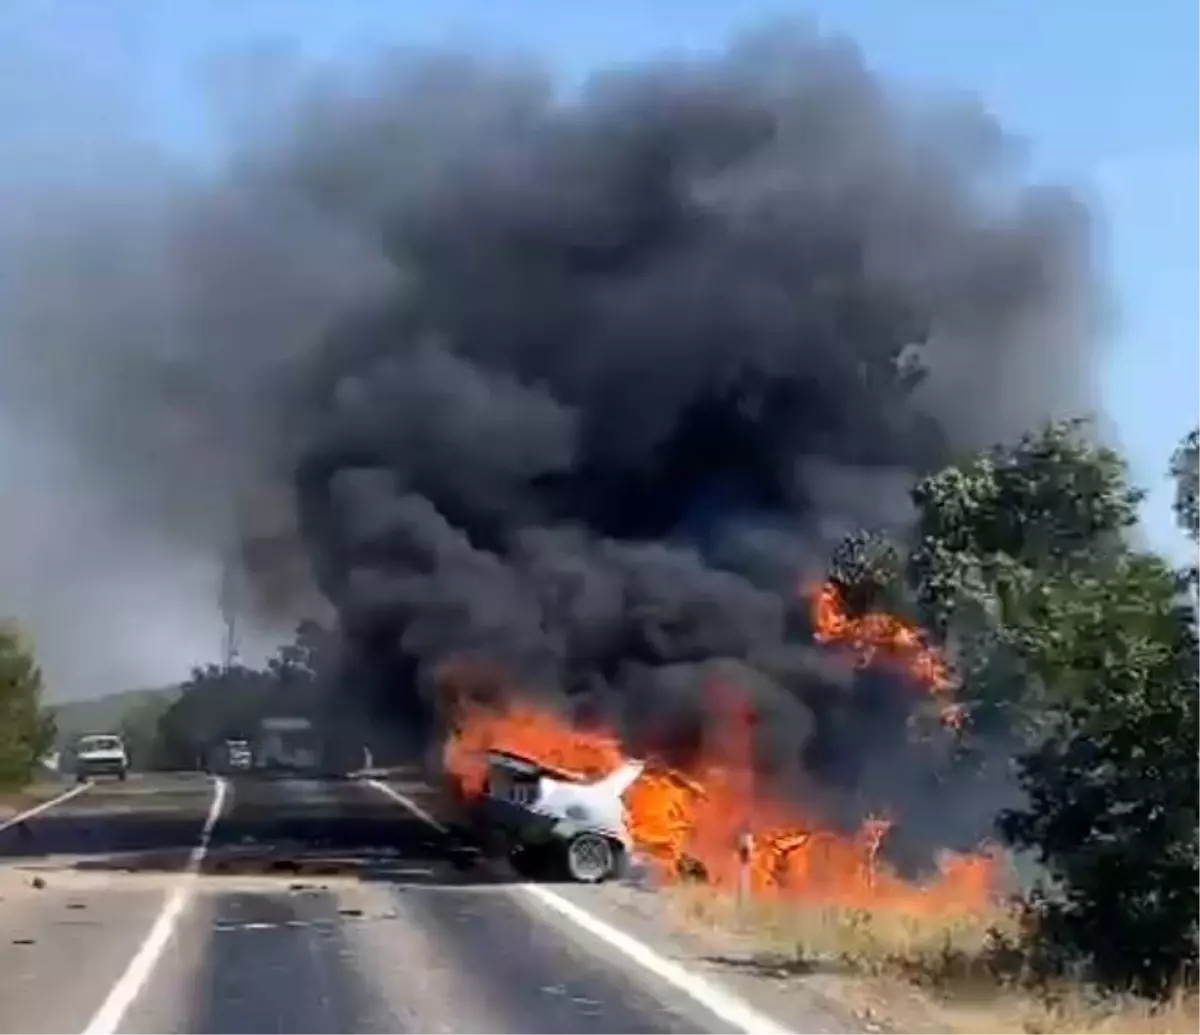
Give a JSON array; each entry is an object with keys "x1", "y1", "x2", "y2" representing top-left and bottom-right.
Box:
[{"x1": 568, "y1": 835, "x2": 613, "y2": 882}]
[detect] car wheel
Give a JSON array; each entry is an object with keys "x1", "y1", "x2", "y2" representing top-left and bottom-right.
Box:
[
  {"x1": 118, "y1": 770, "x2": 127, "y2": 782},
  {"x1": 75, "y1": 773, "x2": 87, "y2": 784},
  {"x1": 564, "y1": 832, "x2": 617, "y2": 884}
]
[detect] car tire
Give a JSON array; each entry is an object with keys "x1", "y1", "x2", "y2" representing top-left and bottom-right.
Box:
[
  {"x1": 118, "y1": 770, "x2": 127, "y2": 782},
  {"x1": 563, "y1": 832, "x2": 618, "y2": 884},
  {"x1": 76, "y1": 772, "x2": 87, "y2": 784}
]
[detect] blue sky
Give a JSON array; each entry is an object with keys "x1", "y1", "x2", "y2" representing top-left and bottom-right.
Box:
[{"x1": 6, "y1": 0, "x2": 1198, "y2": 557}]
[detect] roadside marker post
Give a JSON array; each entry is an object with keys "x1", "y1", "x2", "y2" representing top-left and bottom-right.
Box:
[{"x1": 736, "y1": 830, "x2": 754, "y2": 916}]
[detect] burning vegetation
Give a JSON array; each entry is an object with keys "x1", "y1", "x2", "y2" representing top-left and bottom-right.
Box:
[
  {"x1": 809, "y1": 580, "x2": 965, "y2": 729},
  {"x1": 444, "y1": 581, "x2": 1000, "y2": 915}
]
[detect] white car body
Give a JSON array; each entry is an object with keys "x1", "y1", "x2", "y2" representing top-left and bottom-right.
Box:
[
  {"x1": 479, "y1": 750, "x2": 645, "y2": 882},
  {"x1": 75, "y1": 734, "x2": 129, "y2": 781}
]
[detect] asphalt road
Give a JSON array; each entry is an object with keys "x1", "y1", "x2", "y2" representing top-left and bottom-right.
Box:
[{"x1": 0, "y1": 773, "x2": 799, "y2": 1034}]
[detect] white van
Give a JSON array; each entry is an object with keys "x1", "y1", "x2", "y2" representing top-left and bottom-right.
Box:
[{"x1": 75, "y1": 734, "x2": 129, "y2": 782}]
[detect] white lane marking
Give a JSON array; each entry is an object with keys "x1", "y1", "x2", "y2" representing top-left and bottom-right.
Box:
[
  {"x1": 367, "y1": 779, "x2": 793, "y2": 1035},
  {"x1": 184, "y1": 777, "x2": 227, "y2": 873},
  {"x1": 81, "y1": 777, "x2": 228, "y2": 1035},
  {"x1": 366, "y1": 779, "x2": 448, "y2": 833},
  {"x1": 0, "y1": 781, "x2": 92, "y2": 832},
  {"x1": 520, "y1": 882, "x2": 792, "y2": 1035}
]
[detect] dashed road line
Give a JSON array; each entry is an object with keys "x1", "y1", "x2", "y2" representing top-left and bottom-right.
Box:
[
  {"x1": 366, "y1": 778, "x2": 448, "y2": 832},
  {"x1": 81, "y1": 776, "x2": 228, "y2": 1035},
  {"x1": 0, "y1": 781, "x2": 93, "y2": 832},
  {"x1": 211, "y1": 913, "x2": 400, "y2": 932}
]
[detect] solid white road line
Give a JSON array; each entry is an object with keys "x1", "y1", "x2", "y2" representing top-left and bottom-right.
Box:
[
  {"x1": 0, "y1": 780, "x2": 93, "y2": 832},
  {"x1": 367, "y1": 778, "x2": 793, "y2": 1035},
  {"x1": 185, "y1": 777, "x2": 227, "y2": 873},
  {"x1": 366, "y1": 778, "x2": 449, "y2": 833},
  {"x1": 520, "y1": 882, "x2": 793, "y2": 1035},
  {"x1": 81, "y1": 776, "x2": 228, "y2": 1035}
]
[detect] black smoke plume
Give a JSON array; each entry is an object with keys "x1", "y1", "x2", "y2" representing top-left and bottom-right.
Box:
[
  {"x1": 287, "y1": 30, "x2": 1097, "y2": 769},
  {"x1": 1, "y1": 24, "x2": 1101, "y2": 842}
]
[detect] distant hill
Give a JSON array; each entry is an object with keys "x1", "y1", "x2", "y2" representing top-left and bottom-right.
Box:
[{"x1": 49, "y1": 685, "x2": 181, "y2": 747}]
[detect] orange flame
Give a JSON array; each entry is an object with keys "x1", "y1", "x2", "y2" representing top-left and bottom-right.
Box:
[
  {"x1": 442, "y1": 678, "x2": 998, "y2": 916},
  {"x1": 808, "y1": 581, "x2": 965, "y2": 728}
]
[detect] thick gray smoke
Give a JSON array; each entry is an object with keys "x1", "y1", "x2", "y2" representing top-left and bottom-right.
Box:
[
  {"x1": 1, "y1": 25, "x2": 1100, "y2": 841},
  {"x1": 286, "y1": 31, "x2": 1098, "y2": 766},
  {"x1": 0, "y1": 37, "x2": 383, "y2": 694}
]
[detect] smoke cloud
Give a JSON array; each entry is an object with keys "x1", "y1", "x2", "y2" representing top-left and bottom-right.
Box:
[
  {"x1": 0, "y1": 23, "x2": 1101, "y2": 843},
  {"x1": 287, "y1": 32, "x2": 1098, "y2": 739}
]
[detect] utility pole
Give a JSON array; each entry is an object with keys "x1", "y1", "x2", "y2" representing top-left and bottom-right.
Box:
[
  {"x1": 219, "y1": 548, "x2": 242, "y2": 669},
  {"x1": 1190, "y1": 566, "x2": 1200, "y2": 633}
]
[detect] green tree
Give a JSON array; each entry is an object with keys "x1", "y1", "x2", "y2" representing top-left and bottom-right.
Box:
[
  {"x1": 998, "y1": 550, "x2": 1198, "y2": 994},
  {"x1": 0, "y1": 621, "x2": 56, "y2": 789},
  {"x1": 1169, "y1": 426, "x2": 1198, "y2": 544},
  {"x1": 148, "y1": 621, "x2": 336, "y2": 769},
  {"x1": 908, "y1": 419, "x2": 1198, "y2": 993},
  {"x1": 153, "y1": 662, "x2": 276, "y2": 769},
  {"x1": 907, "y1": 418, "x2": 1143, "y2": 738},
  {"x1": 119, "y1": 694, "x2": 175, "y2": 770},
  {"x1": 828, "y1": 528, "x2": 906, "y2": 613}
]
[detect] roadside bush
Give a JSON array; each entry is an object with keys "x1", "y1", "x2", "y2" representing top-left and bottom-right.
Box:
[
  {"x1": 998, "y1": 557, "x2": 1199, "y2": 996},
  {"x1": 0, "y1": 620, "x2": 56, "y2": 789}
]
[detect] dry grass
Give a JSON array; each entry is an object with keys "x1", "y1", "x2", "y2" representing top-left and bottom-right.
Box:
[{"x1": 668, "y1": 885, "x2": 1198, "y2": 1034}]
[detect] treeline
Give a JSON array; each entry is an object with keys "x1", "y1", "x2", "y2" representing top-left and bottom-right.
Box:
[
  {"x1": 120, "y1": 619, "x2": 337, "y2": 771},
  {"x1": 0, "y1": 613, "x2": 337, "y2": 787}
]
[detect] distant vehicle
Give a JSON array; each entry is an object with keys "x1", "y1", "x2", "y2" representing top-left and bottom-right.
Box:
[
  {"x1": 225, "y1": 739, "x2": 253, "y2": 771},
  {"x1": 476, "y1": 749, "x2": 645, "y2": 883},
  {"x1": 258, "y1": 716, "x2": 321, "y2": 772},
  {"x1": 74, "y1": 734, "x2": 129, "y2": 783}
]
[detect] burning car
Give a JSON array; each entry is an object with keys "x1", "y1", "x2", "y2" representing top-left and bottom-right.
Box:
[{"x1": 475, "y1": 748, "x2": 645, "y2": 883}]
